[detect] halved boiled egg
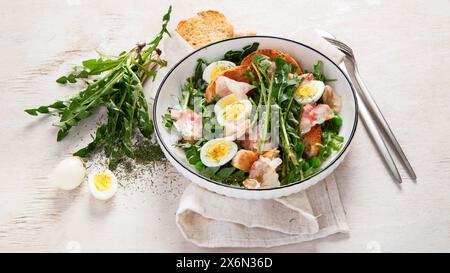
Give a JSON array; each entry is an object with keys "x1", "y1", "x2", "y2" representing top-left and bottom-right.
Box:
[
  {"x1": 215, "y1": 98, "x2": 252, "y2": 126},
  {"x1": 202, "y1": 61, "x2": 236, "y2": 83},
  {"x1": 294, "y1": 80, "x2": 325, "y2": 104},
  {"x1": 88, "y1": 169, "x2": 118, "y2": 201},
  {"x1": 200, "y1": 138, "x2": 238, "y2": 167},
  {"x1": 214, "y1": 94, "x2": 243, "y2": 125}
]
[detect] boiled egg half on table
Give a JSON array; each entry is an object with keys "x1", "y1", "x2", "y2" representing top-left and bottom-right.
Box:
[{"x1": 88, "y1": 169, "x2": 118, "y2": 201}]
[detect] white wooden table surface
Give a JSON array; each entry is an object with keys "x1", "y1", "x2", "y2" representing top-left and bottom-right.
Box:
[{"x1": 1, "y1": 0, "x2": 449, "y2": 252}]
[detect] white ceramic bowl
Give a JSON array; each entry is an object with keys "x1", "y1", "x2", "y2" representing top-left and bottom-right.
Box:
[{"x1": 153, "y1": 36, "x2": 358, "y2": 199}]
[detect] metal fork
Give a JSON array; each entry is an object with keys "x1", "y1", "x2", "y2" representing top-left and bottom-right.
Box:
[{"x1": 317, "y1": 30, "x2": 416, "y2": 181}]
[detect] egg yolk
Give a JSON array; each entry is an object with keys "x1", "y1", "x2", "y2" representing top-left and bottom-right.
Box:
[
  {"x1": 210, "y1": 66, "x2": 229, "y2": 81},
  {"x1": 223, "y1": 102, "x2": 245, "y2": 121},
  {"x1": 206, "y1": 141, "x2": 230, "y2": 163},
  {"x1": 219, "y1": 95, "x2": 238, "y2": 109},
  {"x1": 94, "y1": 173, "x2": 112, "y2": 191},
  {"x1": 296, "y1": 84, "x2": 317, "y2": 98}
]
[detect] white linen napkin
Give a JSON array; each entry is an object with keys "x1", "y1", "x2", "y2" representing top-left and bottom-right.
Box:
[{"x1": 151, "y1": 29, "x2": 349, "y2": 248}]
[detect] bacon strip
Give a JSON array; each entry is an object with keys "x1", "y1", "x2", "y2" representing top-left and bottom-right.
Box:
[
  {"x1": 300, "y1": 103, "x2": 334, "y2": 135},
  {"x1": 214, "y1": 76, "x2": 254, "y2": 98},
  {"x1": 172, "y1": 109, "x2": 203, "y2": 141},
  {"x1": 322, "y1": 85, "x2": 342, "y2": 113}
]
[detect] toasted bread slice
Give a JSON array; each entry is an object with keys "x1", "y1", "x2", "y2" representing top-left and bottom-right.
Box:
[
  {"x1": 240, "y1": 49, "x2": 302, "y2": 74},
  {"x1": 205, "y1": 65, "x2": 251, "y2": 102},
  {"x1": 176, "y1": 10, "x2": 234, "y2": 48},
  {"x1": 302, "y1": 125, "x2": 322, "y2": 158}
]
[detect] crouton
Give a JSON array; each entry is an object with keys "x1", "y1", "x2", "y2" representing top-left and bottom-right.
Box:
[
  {"x1": 231, "y1": 149, "x2": 259, "y2": 172},
  {"x1": 240, "y1": 49, "x2": 302, "y2": 74},
  {"x1": 302, "y1": 125, "x2": 322, "y2": 158}
]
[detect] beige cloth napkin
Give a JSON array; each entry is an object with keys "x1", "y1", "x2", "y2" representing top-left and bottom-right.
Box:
[{"x1": 151, "y1": 29, "x2": 349, "y2": 248}]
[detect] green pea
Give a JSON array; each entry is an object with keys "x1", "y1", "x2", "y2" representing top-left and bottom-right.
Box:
[
  {"x1": 302, "y1": 161, "x2": 310, "y2": 172},
  {"x1": 309, "y1": 156, "x2": 321, "y2": 168},
  {"x1": 332, "y1": 115, "x2": 343, "y2": 128}
]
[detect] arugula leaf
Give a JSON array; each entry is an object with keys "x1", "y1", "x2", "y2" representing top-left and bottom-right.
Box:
[
  {"x1": 215, "y1": 167, "x2": 235, "y2": 180},
  {"x1": 202, "y1": 166, "x2": 220, "y2": 177},
  {"x1": 193, "y1": 58, "x2": 207, "y2": 84},
  {"x1": 25, "y1": 101, "x2": 66, "y2": 116},
  {"x1": 313, "y1": 60, "x2": 337, "y2": 83},
  {"x1": 201, "y1": 165, "x2": 246, "y2": 185},
  {"x1": 223, "y1": 42, "x2": 259, "y2": 64}
]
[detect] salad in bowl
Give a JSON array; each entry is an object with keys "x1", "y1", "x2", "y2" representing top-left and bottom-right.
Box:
[{"x1": 153, "y1": 36, "x2": 357, "y2": 199}]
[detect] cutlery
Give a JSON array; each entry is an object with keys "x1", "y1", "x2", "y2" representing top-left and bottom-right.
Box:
[
  {"x1": 352, "y1": 82, "x2": 403, "y2": 183},
  {"x1": 317, "y1": 29, "x2": 416, "y2": 182}
]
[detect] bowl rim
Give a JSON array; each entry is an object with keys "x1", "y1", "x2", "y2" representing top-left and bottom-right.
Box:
[{"x1": 153, "y1": 35, "x2": 358, "y2": 192}]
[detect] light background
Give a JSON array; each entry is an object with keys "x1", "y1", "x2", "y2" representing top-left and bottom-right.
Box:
[{"x1": 0, "y1": 0, "x2": 449, "y2": 252}]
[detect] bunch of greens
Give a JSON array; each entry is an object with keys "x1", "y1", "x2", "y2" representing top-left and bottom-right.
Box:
[{"x1": 25, "y1": 6, "x2": 173, "y2": 169}]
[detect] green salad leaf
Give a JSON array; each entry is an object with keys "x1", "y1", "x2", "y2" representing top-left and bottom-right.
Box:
[
  {"x1": 223, "y1": 42, "x2": 259, "y2": 64},
  {"x1": 312, "y1": 60, "x2": 337, "y2": 83}
]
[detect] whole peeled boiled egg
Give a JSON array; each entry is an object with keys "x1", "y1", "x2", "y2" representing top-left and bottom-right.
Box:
[
  {"x1": 200, "y1": 138, "x2": 238, "y2": 167},
  {"x1": 88, "y1": 169, "x2": 118, "y2": 200},
  {"x1": 202, "y1": 61, "x2": 236, "y2": 83},
  {"x1": 294, "y1": 80, "x2": 325, "y2": 104},
  {"x1": 52, "y1": 156, "x2": 86, "y2": 190}
]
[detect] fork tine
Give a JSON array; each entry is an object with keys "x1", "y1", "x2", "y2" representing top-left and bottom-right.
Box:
[
  {"x1": 324, "y1": 37, "x2": 353, "y2": 52},
  {"x1": 330, "y1": 43, "x2": 353, "y2": 58},
  {"x1": 325, "y1": 38, "x2": 354, "y2": 57},
  {"x1": 327, "y1": 38, "x2": 353, "y2": 52}
]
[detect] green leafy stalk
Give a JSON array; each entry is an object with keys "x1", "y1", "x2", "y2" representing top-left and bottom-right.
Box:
[
  {"x1": 25, "y1": 6, "x2": 173, "y2": 169},
  {"x1": 279, "y1": 110, "x2": 298, "y2": 165},
  {"x1": 142, "y1": 6, "x2": 172, "y2": 60},
  {"x1": 251, "y1": 54, "x2": 274, "y2": 154},
  {"x1": 258, "y1": 76, "x2": 273, "y2": 154}
]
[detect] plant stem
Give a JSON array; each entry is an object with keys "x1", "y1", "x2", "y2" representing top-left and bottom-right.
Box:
[
  {"x1": 280, "y1": 110, "x2": 298, "y2": 165},
  {"x1": 258, "y1": 76, "x2": 273, "y2": 154}
]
